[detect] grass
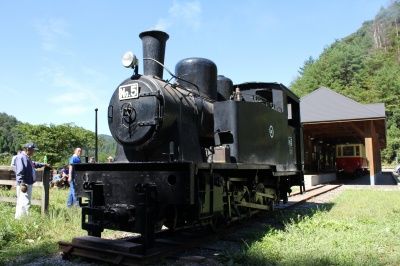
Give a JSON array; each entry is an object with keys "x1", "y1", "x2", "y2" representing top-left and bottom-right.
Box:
[
  {"x1": 232, "y1": 189, "x2": 400, "y2": 265},
  {"x1": 0, "y1": 186, "x2": 132, "y2": 265},
  {"x1": 1, "y1": 187, "x2": 400, "y2": 265},
  {"x1": 0, "y1": 185, "x2": 45, "y2": 200},
  {"x1": 0, "y1": 187, "x2": 84, "y2": 265}
]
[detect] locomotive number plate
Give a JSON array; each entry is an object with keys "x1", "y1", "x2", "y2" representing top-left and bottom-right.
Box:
[{"x1": 118, "y1": 83, "x2": 139, "y2": 101}]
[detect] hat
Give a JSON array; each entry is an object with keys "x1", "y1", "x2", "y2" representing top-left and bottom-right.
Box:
[{"x1": 24, "y1": 142, "x2": 39, "y2": 150}]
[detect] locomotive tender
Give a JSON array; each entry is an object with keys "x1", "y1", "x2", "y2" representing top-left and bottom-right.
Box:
[{"x1": 73, "y1": 30, "x2": 304, "y2": 248}]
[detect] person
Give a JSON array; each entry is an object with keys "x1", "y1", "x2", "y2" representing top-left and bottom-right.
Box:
[
  {"x1": 88, "y1": 157, "x2": 96, "y2": 163},
  {"x1": 60, "y1": 165, "x2": 69, "y2": 186},
  {"x1": 14, "y1": 143, "x2": 47, "y2": 219},
  {"x1": 51, "y1": 166, "x2": 69, "y2": 188},
  {"x1": 50, "y1": 169, "x2": 61, "y2": 187},
  {"x1": 67, "y1": 147, "x2": 81, "y2": 207},
  {"x1": 107, "y1": 156, "x2": 114, "y2": 162},
  {"x1": 10, "y1": 149, "x2": 22, "y2": 172}
]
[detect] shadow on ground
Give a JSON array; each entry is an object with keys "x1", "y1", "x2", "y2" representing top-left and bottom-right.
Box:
[
  {"x1": 335, "y1": 171, "x2": 396, "y2": 185},
  {"x1": 187, "y1": 201, "x2": 337, "y2": 266}
]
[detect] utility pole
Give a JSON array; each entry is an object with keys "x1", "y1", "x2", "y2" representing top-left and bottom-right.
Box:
[{"x1": 95, "y1": 108, "x2": 98, "y2": 162}]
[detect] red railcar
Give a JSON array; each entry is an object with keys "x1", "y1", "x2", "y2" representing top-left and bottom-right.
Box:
[{"x1": 336, "y1": 144, "x2": 368, "y2": 177}]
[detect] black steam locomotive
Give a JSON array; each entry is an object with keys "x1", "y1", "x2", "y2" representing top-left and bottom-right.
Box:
[{"x1": 73, "y1": 30, "x2": 304, "y2": 248}]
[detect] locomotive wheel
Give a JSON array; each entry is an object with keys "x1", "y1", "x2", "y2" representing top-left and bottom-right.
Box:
[
  {"x1": 238, "y1": 187, "x2": 251, "y2": 218},
  {"x1": 254, "y1": 183, "x2": 266, "y2": 205}
]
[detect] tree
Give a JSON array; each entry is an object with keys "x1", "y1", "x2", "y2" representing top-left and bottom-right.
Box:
[
  {"x1": 298, "y1": 56, "x2": 315, "y2": 76},
  {"x1": 0, "y1": 112, "x2": 20, "y2": 154},
  {"x1": 16, "y1": 123, "x2": 95, "y2": 167},
  {"x1": 0, "y1": 111, "x2": 117, "y2": 166},
  {"x1": 290, "y1": 1, "x2": 400, "y2": 163}
]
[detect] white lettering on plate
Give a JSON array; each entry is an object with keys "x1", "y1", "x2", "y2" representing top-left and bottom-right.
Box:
[{"x1": 118, "y1": 83, "x2": 139, "y2": 101}]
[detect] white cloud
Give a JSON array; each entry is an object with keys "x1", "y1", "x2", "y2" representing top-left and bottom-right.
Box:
[
  {"x1": 1, "y1": 85, "x2": 21, "y2": 97},
  {"x1": 40, "y1": 66, "x2": 105, "y2": 89},
  {"x1": 49, "y1": 91, "x2": 92, "y2": 104},
  {"x1": 56, "y1": 105, "x2": 88, "y2": 116},
  {"x1": 151, "y1": 0, "x2": 202, "y2": 31},
  {"x1": 169, "y1": 0, "x2": 201, "y2": 29},
  {"x1": 153, "y1": 18, "x2": 171, "y2": 31},
  {"x1": 31, "y1": 18, "x2": 110, "y2": 129},
  {"x1": 231, "y1": 3, "x2": 278, "y2": 32},
  {"x1": 81, "y1": 66, "x2": 108, "y2": 82},
  {"x1": 40, "y1": 66, "x2": 108, "y2": 117},
  {"x1": 34, "y1": 18, "x2": 70, "y2": 52}
]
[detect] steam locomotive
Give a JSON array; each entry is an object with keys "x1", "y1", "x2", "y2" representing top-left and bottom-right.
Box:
[{"x1": 73, "y1": 30, "x2": 304, "y2": 248}]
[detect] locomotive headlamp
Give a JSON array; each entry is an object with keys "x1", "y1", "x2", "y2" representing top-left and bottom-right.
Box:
[{"x1": 121, "y1": 51, "x2": 138, "y2": 69}]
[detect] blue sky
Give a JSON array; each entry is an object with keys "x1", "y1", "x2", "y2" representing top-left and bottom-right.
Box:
[{"x1": 0, "y1": 0, "x2": 389, "y2": 135}]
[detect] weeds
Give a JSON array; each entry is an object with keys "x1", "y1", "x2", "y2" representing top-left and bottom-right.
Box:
[
  {"x1": 0, "y1": 187, "x2": 83, "y2": 264},
  {"x1": 1, "y1": 188, "x2": 400, "y2": 265},
  {"x1": 239, "y1": 189, "x2": 400, "y2": 265}
]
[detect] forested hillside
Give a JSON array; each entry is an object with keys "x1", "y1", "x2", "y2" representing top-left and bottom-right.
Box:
[
  {"x1": 291, "y1": 1, "x2": 400, "y2": 163},
  {"x1": 0, "y1": 112, "x2": 116, "y2": 166},
  {"x1": 98, "y1": 134, "x2": 117, "y2": 162}
]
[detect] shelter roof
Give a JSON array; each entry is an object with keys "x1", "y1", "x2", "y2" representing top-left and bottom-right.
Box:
[{"x1": 300, "y1": 87, "x2": 385, "y2": 123}]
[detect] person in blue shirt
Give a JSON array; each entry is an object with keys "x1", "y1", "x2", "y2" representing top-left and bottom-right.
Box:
[
  {"x1": 67, "y1": 147, "x2": 81, "y2": 207},
  {"x1": 14, "y1": 143, "x2": 47, "y2": 219}
]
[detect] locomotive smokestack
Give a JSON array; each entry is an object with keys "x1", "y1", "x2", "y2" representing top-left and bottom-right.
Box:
[{"x1": 139, "y1": 30, "x2": 169, "y2": 79}]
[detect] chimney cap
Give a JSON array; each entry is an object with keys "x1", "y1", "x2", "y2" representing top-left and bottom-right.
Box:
[{"x1": 139, "y1": 30, "x2": 169, "y2": 41}]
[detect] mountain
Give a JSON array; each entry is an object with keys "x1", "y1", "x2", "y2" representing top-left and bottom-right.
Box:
[
  {"x1": 290, "y1": 1, "x2": 400, "y2": 163},
  {"x1": 98, "y1": 134, "x2": 117, "y2": 160}
]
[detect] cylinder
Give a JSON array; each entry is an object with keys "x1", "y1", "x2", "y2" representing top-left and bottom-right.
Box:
[
  {"x1": 175, "y1": 58, "x2": 217, "y2": 100},
  {"x1": 139, "y1": 30, "x2": 169, "y2": 79},
  {"x1": 217, "y1": 75, "x2": 233, "y2": 101}
]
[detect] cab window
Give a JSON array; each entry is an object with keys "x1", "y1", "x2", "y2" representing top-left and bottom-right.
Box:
[
  {"x1": 343, "y1": 146, "x2": 354, "y2": 156},
  {"x1": 337, "y1": 147, "x2": 342, "y2": 157},
  {"x1": 272, "y1": 89, "x2": 284, "y2": 112},
  {"x1": 355, "y1": 146, "x2": 360, "y2": 156}
]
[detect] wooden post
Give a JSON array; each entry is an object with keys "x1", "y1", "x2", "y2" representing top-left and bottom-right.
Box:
[
  {"x1": 365, "y1": 121, "x2": 379, "y2": 185},
  {"x1": 365, "y1": 137, "x2": 375, "y2": 185},
  {"x1": 41, "y1": 167, "x2": 50, "y2": 215}
]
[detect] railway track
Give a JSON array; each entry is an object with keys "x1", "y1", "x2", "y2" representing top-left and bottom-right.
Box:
[{"x1": 58, "y1": 184, "x2": 342, "y2": 265}]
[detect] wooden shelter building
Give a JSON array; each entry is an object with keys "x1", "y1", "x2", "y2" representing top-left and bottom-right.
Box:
[{"x1": 300, "y1": 87, "x2": 386, "y2": 185}]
